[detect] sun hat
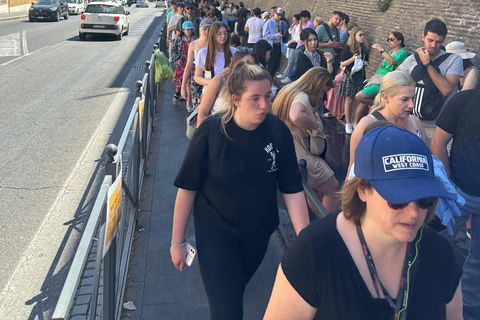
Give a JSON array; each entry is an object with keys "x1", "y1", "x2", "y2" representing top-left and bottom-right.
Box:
[
  {"x1": 274, "y1": 7, "x2": 285, "y2": 16},
  {"x1": 354, "y1": 125, "x2": 449, "y2": 204},
  {"x1": 182, "y1": 21, "x2": 194, "y2": 29},
  {"x1": 262, "y1": 12, "x2": 269, "y2": 18},
  {"x1": 445, "y1": 41, "x2": 476, "y2": 59},
  {"x1": 200, "y1": 18, "x2": 213, "y2": 28}
]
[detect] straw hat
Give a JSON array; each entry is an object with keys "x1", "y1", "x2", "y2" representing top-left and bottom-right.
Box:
[{"x1": 445, "y1": 41, "x2": 476, "y2": 59}]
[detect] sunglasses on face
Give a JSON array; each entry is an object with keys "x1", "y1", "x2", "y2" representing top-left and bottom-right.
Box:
[
  {"x1": 386, "y1": 37, "x2": 396, "y2": 42},
  {"x1": 186, "y1": 6, "x2": 193, "y2": 10},
  {"x1": 237, "y1": 46, "x2": 253, "y2": 53},
  {"x1": 387, "y1": 197, "x2": 438, "y2": 210}
]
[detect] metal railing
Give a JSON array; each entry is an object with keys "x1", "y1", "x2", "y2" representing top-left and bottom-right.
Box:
[
  {"x1": 53, "y1": 18, "x2": 167, "y2": 320},
  {"x1": 298, "y1": 159, "x2": 329, "y2": 218}
]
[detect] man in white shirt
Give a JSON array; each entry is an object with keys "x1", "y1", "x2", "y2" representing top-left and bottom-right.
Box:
[{"x1": 245, "y1": 7, "x2": 264, "y2": 48}]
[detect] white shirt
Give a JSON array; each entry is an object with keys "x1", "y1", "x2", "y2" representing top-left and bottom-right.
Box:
[
  {"x1": 245, "y1": 17, "x2": 264, "y2": 44},
  {"x1": 194, "y1": 46, "x2": 237, "y2": 92},
  {"x1": 168, "y1": 14, "x2": 183, "y2": 40}
]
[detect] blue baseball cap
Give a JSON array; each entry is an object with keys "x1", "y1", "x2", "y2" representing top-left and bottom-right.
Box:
[
  {"x1": 182, "y1": 21, "x2": 194, "y2": 29},
  {"x1": 354, "y1": 125, "x2": 449, "y2": 204}
]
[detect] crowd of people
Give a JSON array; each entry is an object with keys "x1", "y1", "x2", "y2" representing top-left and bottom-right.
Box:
[{"x1": 164, "y1": 1, "x2": 480, "y2": 319}]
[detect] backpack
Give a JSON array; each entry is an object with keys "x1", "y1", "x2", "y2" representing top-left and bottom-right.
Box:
[
  {"x1": 321, "y1": 23, "x2": 342, "y2": 58},
  {"x1": 410, "y1": 53, "x2": 451, "y2": 120}
]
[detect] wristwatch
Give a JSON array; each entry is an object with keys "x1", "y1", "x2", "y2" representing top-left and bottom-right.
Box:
[
  {"x1": 423, "y1": 62, "x2": 432, "y2": 68},
  {"x1": 380, "y1": 49, "x2": 385, "y2": 54}
]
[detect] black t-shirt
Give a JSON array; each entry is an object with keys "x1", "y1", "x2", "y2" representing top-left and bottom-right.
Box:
[
  {"x1": 174, "y1": 113, "x2": 303, "y2": 235},
  {"x1": 236, "y1": 8, "x2": 248, "y2": 31},
  {"x1": 282, "y1": 212, "x2": 462, "y2": 320},
  {"x1": 436, "y1": 88, "x2": 480, "y2": 197},
  {"x1": 340, "y1": 44, "x2": 369, "y2": 73}
]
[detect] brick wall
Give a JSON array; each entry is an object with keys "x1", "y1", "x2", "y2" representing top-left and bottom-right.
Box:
[{"x1": 243, "y1": 0, "x2": 480, "y2": 76}]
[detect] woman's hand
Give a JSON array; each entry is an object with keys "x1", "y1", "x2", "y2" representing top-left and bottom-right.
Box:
[
  {"x1": 170, "y1": 244, "x2": 187, "y2": 271},
  {"x1": 324, "y1": 52, "x2": 334, "y2": 63},
  {"x1": 181, "y1": 84, "x2": 188, "y2": 100},
  {"x1": 220, "y1": 67, "x2": 229, "y2": 76},
  {"x1": 371, "y1": 43, "x2": 382, "y2": 52}
]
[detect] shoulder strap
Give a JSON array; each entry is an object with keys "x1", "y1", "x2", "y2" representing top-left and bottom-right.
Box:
[
  {"x1": 371, "y1": 111, "x2": 387, "y2": 122},
  {"x1": 414, "y1": 52, "x2": 451, "y2": 69},
  {"x1": 322, "y1": 23, "x2": 334, "y2": 41}
]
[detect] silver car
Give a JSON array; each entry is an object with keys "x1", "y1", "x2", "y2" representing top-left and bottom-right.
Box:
[{"x1": 79, "y1": 2, "x2": 130, "y2": 40}]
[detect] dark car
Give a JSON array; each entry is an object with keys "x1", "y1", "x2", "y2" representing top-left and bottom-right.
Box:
[{"x1": 29, "y1": 0, "x2": 69, "y2": 22}]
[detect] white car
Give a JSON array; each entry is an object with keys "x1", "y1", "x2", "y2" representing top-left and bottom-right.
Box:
[
  {"x1": 79, "y1": 2, "x2": 130, "y2": 40},
  {"x1": 67, "y1": 0, "x2": 85, "y2": 14}
]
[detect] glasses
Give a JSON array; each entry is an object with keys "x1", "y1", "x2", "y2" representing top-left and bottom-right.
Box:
[
  {"x1": 216, "y1": 32, "x2": 229, "y2": 37},
  {"x1": 387, "y1": 37, "x2": 396, "y2": 42},
  {"x1": 387, "y1": 197, "x2": 438, "y2": 210},
  {"x1": 237, "y1": 46, "x2": 253, "y2": 53},
  {"x1": 185, "y1": 6, "x2": 193, "y2": 10}
]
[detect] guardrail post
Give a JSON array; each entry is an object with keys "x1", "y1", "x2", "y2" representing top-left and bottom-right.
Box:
[
  {"x1": 103, "y1": 144, "x2": 119, "y2": 320},
  {"x1": 135, "y1": 80, "x2": 143, "y2": 99}
]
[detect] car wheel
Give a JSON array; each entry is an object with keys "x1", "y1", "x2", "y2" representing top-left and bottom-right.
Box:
[
  {"x1": 124, "y1": 25, "x2": 129, "y2": 35},
  {"x1": 29, "y1": 17, "x2": 34, "y2": 22},
  {"x1": 64, "y1": 10, "x2": 69, "y2": 19},
  {"x1": 116, "y1": 31, "x2": 123, "y2": 40},
  {"x1": 79, "y1": 32, "x2": 86, "y2": 40},
  {"x1": 56, "y1": 11, "x2": 60, "y2": 21}
]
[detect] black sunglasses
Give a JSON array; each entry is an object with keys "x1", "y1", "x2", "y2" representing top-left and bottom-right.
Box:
[
  {"x1": 387, "y1": 197, "x2": 438, "y2": 210},
  {"x1": 186, "y1": 6, "x2": 193, "y2": 9},
  {"x1": 237, "y1": 46, "x2": 253, "y2": 53},
  {"x1": 386, "y1": 37, "x2": 396, "y2": 42}
]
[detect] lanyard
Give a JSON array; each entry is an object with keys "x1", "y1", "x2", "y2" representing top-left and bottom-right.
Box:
[{"x1": 356, "y1": 225, "x2": 417, "y2": 320}]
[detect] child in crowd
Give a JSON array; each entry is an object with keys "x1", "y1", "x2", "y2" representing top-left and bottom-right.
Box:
[{"x1": 172, "y1": 21, "x2": 195, "y2": 110}]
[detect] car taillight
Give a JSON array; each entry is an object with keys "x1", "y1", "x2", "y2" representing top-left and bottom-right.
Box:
[
  {"x1": 114, "y1": 16, "x2": 120, "y2": 21},
  {"x1": 81, "y1": 14, "x2": 86, "y2": 19}
]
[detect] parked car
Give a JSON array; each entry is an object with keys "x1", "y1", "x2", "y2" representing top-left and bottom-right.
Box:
[
  {"x1": 136, "y1": 0, "x2": 148, "y2": 7},
  {"x1": 66, "y1": 0, "x2": 85, "y2": 14},
  {"x1": 155, "y1": 0, "x2": 165, "y2": 8},
  {"x1": 79, "y1": 2, "x2": 130, "y2": 40},
  {"x1": 29, "y1": 0, "x2": 69, "y2": 22}
]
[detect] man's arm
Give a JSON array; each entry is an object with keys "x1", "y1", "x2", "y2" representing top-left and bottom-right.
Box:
[
  {"x1": 417, "y1": 48, "x2": 462, "y2": 96},
  {"x1": 431, "y1": 126, "x2": 454, "y2": 177}
]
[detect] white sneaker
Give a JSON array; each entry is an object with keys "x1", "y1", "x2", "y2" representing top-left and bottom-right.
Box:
[
  {"x1": 345, "y1": 123, "x2": 354, "y2": 134},
  {"x1": 276, "y1": 74, "x2": 287, "y2": 79},
  {"x1": 281, "y1": 77, "x2": 292, "y2": 84}
]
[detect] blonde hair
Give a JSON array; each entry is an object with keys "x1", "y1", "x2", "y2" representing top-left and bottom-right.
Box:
[
  {"x1": 219, "y1": 61, "x2": 272, "y2": 138},
  {"x1": 348, "y1": 27, "x2": 369, "y2": 55},
  {"x1": 314, "y1": 17, "x2": 324, "y2": 26},
  {"x1": 370, "y1": 71, "x2": 416, "y2": 114},
  {"x1": 272, "y1": 67, "x2": 333, "y2": 123}
]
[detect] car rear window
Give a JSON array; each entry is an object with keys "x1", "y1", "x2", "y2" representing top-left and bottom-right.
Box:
[{"x1": 86, "y1": 4, "x2": 120, "y2": 13}]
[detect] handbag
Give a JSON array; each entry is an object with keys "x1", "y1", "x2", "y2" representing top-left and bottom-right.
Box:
[
  {"x1": 288, "y1": 41, "x2": 297, "y2": 49},
  {"x1": 186, "y1": 108, "x2": 198, "y2": 140},
  {"x1": 309, "y1": 132, "x2": 327, "y2": 156}
]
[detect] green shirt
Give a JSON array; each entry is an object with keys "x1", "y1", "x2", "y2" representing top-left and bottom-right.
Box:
[
  {"x1": 166, "y1": 10, "x2": 175, "y2": 22},
  {"x1": 377, "y1": 48, "x2": 408, "y2": 75}
]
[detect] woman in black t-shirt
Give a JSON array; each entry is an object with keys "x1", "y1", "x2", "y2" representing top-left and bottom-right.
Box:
[
  {"x1": 264, "y1": 126, "x2": 463, "y2": 320},
  {"x1": 171, "y1": 61, "x2": 309, "y2": 320}
]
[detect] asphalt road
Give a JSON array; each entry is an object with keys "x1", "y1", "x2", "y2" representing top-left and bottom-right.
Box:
[{"x1": 0, "y1": 5, "x2": 165, "y2": 319}]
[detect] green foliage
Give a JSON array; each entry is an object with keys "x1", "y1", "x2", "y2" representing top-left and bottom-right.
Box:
[{"x1": 376, "y1": 0, "x2": 392, "y2": 12}]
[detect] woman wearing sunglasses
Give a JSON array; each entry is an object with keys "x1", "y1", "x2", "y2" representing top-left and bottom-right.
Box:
[
  {"x1": 348, "y1": 71, "x2": 429, "y2": 180},
  {"x1": 264, "y1": 125, "x2": 463, "y2": 320},
  {"x1": 355, "y1": 32, "x2": 408, "y2": 124}
]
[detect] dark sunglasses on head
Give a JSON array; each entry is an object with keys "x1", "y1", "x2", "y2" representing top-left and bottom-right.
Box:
[
  {"x1": 386, "y1": 37, "x2": 396, "y2": 42},
  {"x1": 237, "y1": 46, "x2": 253, "y2": 53},
  {"x1": 387, "y1": 197, "x2": 438, "y2": 210}
]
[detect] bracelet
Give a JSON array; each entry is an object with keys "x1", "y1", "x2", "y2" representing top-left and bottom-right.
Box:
[
  {"x1": 171, "y1": 239, "x2": 186, "y2": 246},
  {"x1": 311, "y1": 122, "x2": 321, "y2": 135},
  {"x1": 380, "y1": 49, "x2": 385, "y2": 54},
  {"x1": 424, "y1": 62, "x2": 432, "y2": 68}
]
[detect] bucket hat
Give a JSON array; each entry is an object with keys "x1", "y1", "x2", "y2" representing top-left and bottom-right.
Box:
[{"x1": 445, "y1": 41, "x2": 476, "y2": 59}]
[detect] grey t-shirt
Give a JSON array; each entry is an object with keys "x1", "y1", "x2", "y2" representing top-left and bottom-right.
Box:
[{"x1": 398, "y1": 50, "x2": 463, "y2": 106}]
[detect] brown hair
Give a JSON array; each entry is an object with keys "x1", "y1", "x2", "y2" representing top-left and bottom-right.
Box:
[
  {"x1": 341, "y1": 176, "x2": 437, "y2": 225},
  {"x1": 272, "y1": 67, "x2": 333, "y2": 124},
  {"x1": 348, "y1": 26, "x2": 369, "y2": 55},
  {"x1": 205, "y1": 21, "x2": 232, "y2": 73}
]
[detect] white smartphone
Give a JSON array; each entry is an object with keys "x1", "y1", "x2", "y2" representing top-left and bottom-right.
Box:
[{"x1": 185, "y1": 242, "x2": 196, "y2": 267}]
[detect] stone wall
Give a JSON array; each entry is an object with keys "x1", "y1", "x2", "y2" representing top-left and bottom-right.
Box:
[{"x1": 243, "y1": 0, "x2": 480, "y2": 76}]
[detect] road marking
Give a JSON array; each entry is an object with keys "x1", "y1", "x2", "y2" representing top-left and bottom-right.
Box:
[
  {"x1": 1, "y1": 46, "x2": 50, "y2": 66},
  {"x1": 0, "y1": 33, "x2": 21, "y2": 57},
  {"x1": 22, "y1": 30, "x2": 29, "y2": 55}
]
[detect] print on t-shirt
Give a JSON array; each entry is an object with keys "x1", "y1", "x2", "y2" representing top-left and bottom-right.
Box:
[{"x1": 264, "y1": 143, "x2": 278, "y2": 172}]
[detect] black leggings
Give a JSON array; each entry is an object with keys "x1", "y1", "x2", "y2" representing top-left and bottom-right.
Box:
[{"x1": 194, "y1": 216, "x2": 271, "y2": 320}]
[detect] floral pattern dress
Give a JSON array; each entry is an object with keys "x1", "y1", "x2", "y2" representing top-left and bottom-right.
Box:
[{"x1": 172, "y1": 37, "x2": 192, "y2": 93}]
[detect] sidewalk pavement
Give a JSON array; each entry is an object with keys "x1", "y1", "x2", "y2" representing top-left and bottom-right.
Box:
[
  {"x1": 0, "y1": 10, "x2": 28, "y2": 22},
  {"x1": 120, "y1": 79, "x2": 289, "y2": 320}
]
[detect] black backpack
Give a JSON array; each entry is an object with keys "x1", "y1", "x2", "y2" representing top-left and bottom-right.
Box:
[
  {"x1": 321, "y1": 23, "x2": 342, "y2": 58},
  {"x1": 410, "y1": 53, "x2": 451, "y2": 120}
]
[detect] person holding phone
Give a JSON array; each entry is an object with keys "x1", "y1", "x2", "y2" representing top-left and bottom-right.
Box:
[{"x1": 171, "y1": 61, "x2": 310, "y2": 320}]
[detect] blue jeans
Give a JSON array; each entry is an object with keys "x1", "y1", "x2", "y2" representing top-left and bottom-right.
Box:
[
  {"x1": 283, "y1": 46, "x2": 298, "y2": 77},
  {"x1": 441, "y1": 184, "x2": 480, "y2": 308},
  {"x1": 288, "y1": 45, "x2": 305, "y2": 80}
]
